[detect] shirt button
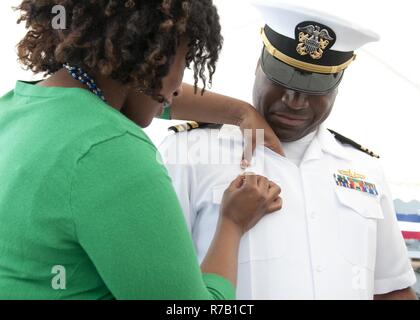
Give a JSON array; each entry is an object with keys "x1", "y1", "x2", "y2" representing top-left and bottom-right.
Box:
[
  {"x1": 310, "y1": 211, "x2": 318, "y2": 220},
  {"x1": 315, "y1": 265, "x2": 323, "y2": 273}
]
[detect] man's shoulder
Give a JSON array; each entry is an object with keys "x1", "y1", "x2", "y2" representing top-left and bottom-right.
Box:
[
  {"x1": 326, "y1": 129, "x2": 387, "y2": 182},
  {"x1": 328, "y1": 129, "x2": 380, "y2": 160},
  {"x1": 159, "y1": 123, "x2": 243, "y2": 171},
  {"x1": 161, "y1": 124, "x2": 216, "y2": 153},
  {"x1": 160, "y1": 122, "x2": 235, "y2": 153},
  {"x1": 168, "y1": 122, "x2": 224, "y2": 134}
]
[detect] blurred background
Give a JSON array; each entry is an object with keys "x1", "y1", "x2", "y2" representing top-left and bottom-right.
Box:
[{"x1": 0, "y1": 0, "x2": 419, "y2": 295}]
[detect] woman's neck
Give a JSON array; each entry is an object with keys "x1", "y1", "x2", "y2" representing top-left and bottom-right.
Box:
[{"x1": 37, "y1": 68, "x2": 128, "y2": 111}]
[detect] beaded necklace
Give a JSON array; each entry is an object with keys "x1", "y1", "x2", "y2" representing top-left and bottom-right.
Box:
[
  {"x1": 63, "y1": 64, "x2": 106, "y2": 102},
  {"x1": 63, "y1": 63, "x2": 171, "y2": 110}
]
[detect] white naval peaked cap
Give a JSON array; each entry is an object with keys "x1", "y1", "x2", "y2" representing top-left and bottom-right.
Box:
[
  {"x1": 250, "y1": 0, "x2": 381, "y2": 94},
  {"x1": 251, "y1": 0, "x2": 380, "y2": 52}
]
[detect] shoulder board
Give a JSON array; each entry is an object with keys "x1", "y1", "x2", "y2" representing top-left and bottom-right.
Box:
[
  {"x1": 328, "y1": 129, "x2": 380, "y2": 159},
  {"x1": 168, "y1": 122, "x2": 223, "y2": 133}
]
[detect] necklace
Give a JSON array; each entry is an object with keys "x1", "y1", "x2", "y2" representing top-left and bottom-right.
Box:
[
  {"x1": 63, "y1": 63, "x2": 172, "y2": 111},
  {"x1": 63, "y1": 64, "x2": 106, "y2": 102}
]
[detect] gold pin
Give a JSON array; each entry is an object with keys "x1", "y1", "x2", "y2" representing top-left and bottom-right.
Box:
[{"x1": 338, "y1": 169, "x2": 366, "y2": 180}]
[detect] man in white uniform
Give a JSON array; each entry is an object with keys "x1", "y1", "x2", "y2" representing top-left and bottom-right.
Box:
[{"x1": 159, "y1": 2, "x2": 417, "y2": 299}]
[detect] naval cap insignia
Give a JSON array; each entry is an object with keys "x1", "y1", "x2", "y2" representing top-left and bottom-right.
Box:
[{"x1": 296, "y1": 22, "x2": 335, "y2": 60}]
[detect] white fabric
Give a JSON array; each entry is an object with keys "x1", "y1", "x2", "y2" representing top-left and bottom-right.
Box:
[
  {"x1": 282, "y1": 131, "x2": 316, "y2": 166},
  {"x1": 159, "y1": 125, "x2": 416, "y2": 299},
  {"x1": 251, "y1": 0, "x2": 380, "y2": 52}
]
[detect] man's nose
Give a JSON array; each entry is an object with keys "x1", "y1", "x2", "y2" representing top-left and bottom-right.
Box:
[{"x1": 281, "y1": 89, "x2": 309, "y2": 110}]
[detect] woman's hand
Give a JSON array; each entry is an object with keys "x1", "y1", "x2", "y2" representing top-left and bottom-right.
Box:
[
  {"x1": 168, "y1": 84, "x2": 284, "y2": 169},
  {"x1": 220, "y1": 173, "x2": 282, "y2": 235},
  {"x1": 200, "y1": 173, "x2": 282, "y2": 286},
  {"x1": 239, "y1": 106, "x2": 285, "y2": 169}
]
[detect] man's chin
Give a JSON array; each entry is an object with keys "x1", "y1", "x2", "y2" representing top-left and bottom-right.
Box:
[
  {"x1": 273, "y1": 127, "x2": 303, "y2": 143},
  {"x1": 272, "y1": 124, "x2": 319, "y2": 142}
]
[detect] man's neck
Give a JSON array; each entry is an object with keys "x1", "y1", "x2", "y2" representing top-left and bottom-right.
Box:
[{"x1": 282, "y1": 131, "x2": 317, "y2": 166}]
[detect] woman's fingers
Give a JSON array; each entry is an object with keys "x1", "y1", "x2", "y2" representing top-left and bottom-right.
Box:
[
  {"x1": 265, "y1": 140, "x2": 285, "y2": 157},
  {"x1": 242, "y1": 172, "x2": 258, "y2": 187},
  {"x1": 241, "y1": 135, "x2": 255, "y2": 169},
  {"x1": 267, "y1": 197, "x2": 283, "y2": 213},
  {"x1": 222, "y1": 174, "x2": 282, "y2": 233},
  {"x1": 229, "y1": 174, "x2": 246, "y2": 189},
  {"x1": 241, "y1": 129, "x2": 285, "y2": 169},
  {"x1": 238, "y1": 107, "x2": 286, "y2": 168},
  {"x1": 266, "y1": 181, "x2": 282, "y2": 213},
  {"x1": 268, "y1": 181, "x2": 282, "y2": 201},
  {"x1": 263, "y1": 125, "x2": 285, "y2": 157},
  {"x1": 229, "y1": 173, "x2": 269, "y2": 191},
  {"x1": 257, "y1": 175, "x2": 269, "y2": 191}
]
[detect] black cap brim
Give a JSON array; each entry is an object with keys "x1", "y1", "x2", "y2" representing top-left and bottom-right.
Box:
[{"x1": 261, "y1": 47, "x2": 344, "y2": 95}]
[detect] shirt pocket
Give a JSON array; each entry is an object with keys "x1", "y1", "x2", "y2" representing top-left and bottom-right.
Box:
[
  {"x1": 212, "y1": 183, "x2": 286, "y2": 263},
  {"x1": 335, "y1": 187, "x2": 384, "y2": 271}
]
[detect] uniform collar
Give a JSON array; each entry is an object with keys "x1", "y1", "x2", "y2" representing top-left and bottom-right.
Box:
[{"x1": 316, "y1": 125, "x2": 351, "y2": 160}]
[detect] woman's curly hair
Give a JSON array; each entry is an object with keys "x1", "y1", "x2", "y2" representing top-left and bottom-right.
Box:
[{"x1": 15, "y1": 0, "x2": 223, "y2": 96}]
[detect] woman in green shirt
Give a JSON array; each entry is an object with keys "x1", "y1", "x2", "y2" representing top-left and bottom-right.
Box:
[{"x1": 0, "y1": 0, "x2": 283, "y2": 299}]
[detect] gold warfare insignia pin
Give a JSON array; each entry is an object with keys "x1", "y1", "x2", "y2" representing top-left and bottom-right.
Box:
[
  {"x1": 334, "y1": 169, "x2": 379, "y2": 196},
  {"x1": 296, "y1": 22, "x2": 335, "y2": 60}
]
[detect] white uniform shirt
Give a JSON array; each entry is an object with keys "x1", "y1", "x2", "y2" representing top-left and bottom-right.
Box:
[
  {"x1": 282, "y1": 131, "x2": 316, "y2": 166},
  {"x1": 160, "y1": 125, "x2": 416, "y2": 300}
]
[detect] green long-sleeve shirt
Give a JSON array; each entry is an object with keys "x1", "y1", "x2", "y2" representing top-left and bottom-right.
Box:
[{"x1": 0, "y1": 81, "x2": 234, "y2": 300}]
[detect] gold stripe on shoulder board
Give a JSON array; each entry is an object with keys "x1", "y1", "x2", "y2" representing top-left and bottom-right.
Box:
[{"x1": 168, "y1": 121, "x2": 200, "y2": 133}]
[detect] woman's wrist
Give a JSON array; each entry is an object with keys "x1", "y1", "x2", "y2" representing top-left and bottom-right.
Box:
[
  {"x1": 218, "y1": 215, "x2": 245, "y2": 239},
  {"x1": 233, "y1": 101, "x2": 255, "y2": 127}
]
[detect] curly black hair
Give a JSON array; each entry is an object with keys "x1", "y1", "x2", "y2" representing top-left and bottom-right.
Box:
[{"x1": 15, "y1": 0, "x2": 223, "y2": 96}]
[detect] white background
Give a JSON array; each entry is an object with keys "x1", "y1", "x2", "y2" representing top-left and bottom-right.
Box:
[{"x1": 0, "y1": 0, "x2": 419, "y2": 201}]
